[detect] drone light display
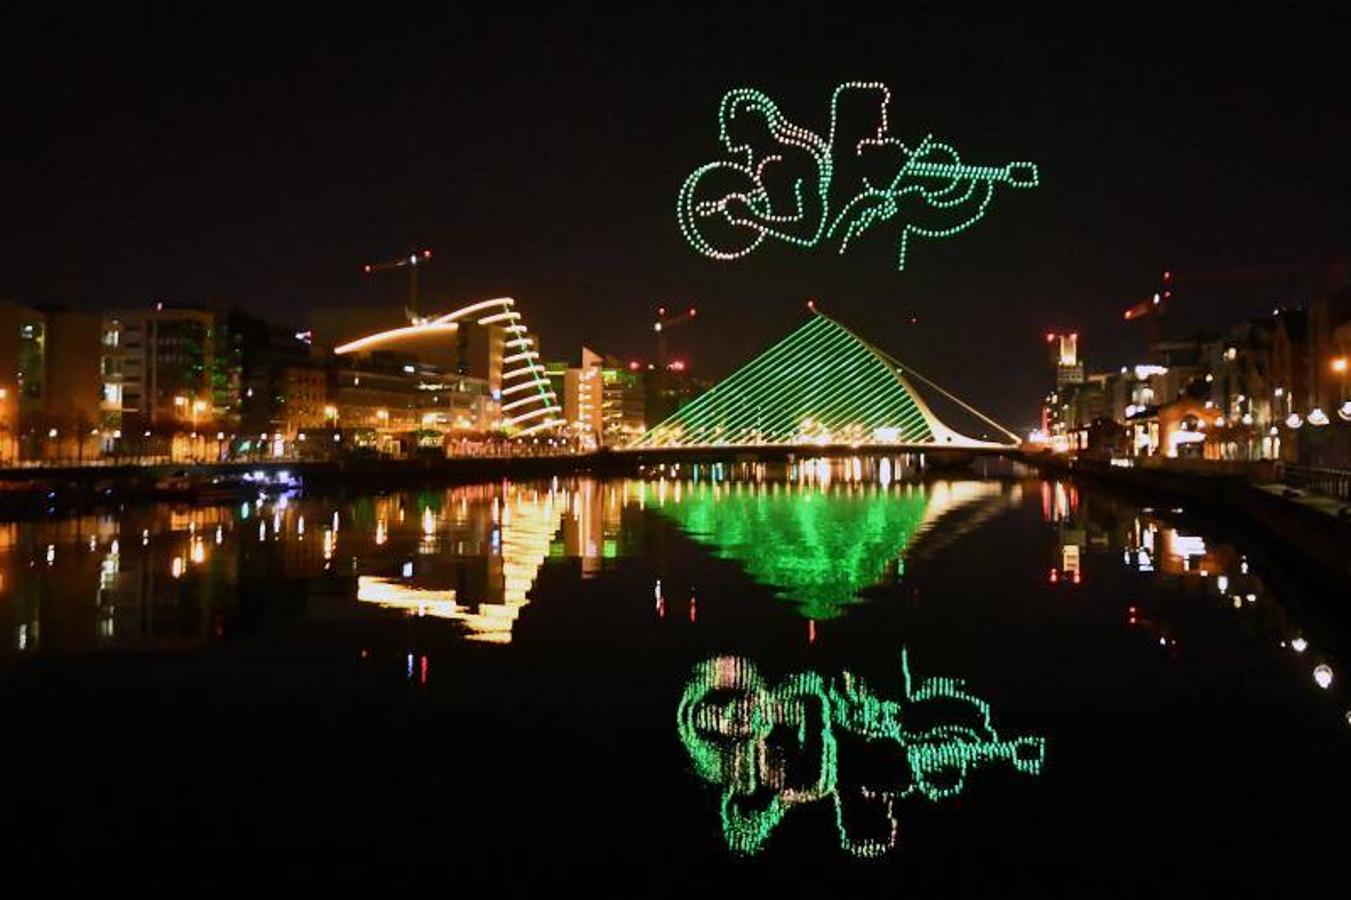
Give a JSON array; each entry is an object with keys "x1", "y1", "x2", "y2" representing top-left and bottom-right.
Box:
[{"x1": 677, "y1": 82, "x2": 1039, "y2": 270}]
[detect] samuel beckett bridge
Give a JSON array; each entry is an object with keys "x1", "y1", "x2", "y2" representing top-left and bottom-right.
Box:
[
  {"x1": 325, "y1": 294, "x2": 1015, "y2": 460},
  {"x1": 626, "y1": 308, "x2": 1019, "y2": 459}
]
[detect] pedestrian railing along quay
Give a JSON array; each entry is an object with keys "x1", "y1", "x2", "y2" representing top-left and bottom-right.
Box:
[{"x1": 1278, "y1": 464, "x2": 1351, "y2": 505}]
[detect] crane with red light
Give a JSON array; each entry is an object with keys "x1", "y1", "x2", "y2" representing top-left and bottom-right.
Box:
[
  {"x1": 1121, "y1": 269, "x2": 1172, "y2": 350},
  {"x1": 653, "y1": 304, "x2": 698, "y2": 371},
  {"x1": 362, "y1": 247, "x2": 433, "y2": 323}
]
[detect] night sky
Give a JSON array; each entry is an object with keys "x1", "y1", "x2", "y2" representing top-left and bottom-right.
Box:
[{"x1": 4, "y1": 4, "x2": 1349, "y2": 428}]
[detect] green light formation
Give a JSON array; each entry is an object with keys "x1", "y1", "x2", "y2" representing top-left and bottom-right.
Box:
[
  {"x1": 677, "y1": 652, "x2": 1046, "y2": 857},
  {"x1": 634, "y1": 313, "x2": 934, "y2": 449},
  {"x1": 677, "y1": 82, "x2": 1039, "y2": 270},
  {"x1": 652, "y1": 480, "x2": 928, "y2": 619}
]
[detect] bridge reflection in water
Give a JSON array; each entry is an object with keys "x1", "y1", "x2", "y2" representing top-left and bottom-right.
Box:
[{"x1": 641, "y1": 457, "x2": 1012, "y2": 619}]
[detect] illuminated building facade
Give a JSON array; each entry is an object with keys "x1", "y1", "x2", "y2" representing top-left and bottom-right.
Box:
[
  {"x1": 562, "y1": 347, "x2": 603, "y2": 446},
  {"x1": 277, "y1": 363, "x2": 328, "y2": 437},
  {"x1": 101, "y1": 306, "x2": 240, "y2": 456},
  {"x1": 0, "y1": 302, "x2": 105, "y2": 462},
  {"x1": 547, "y1": 348, "x2": 647, "y2": 448},
  {"x1": 1046, "y1": 331, "x2": 1083, "y2": 389},
  {"x1": 0, "y1": 301, "x2": 46, "y2": 462},
  {"x1": 331, "y1": 297, "x2": 563, "y2": 442},
  {"x1": 601, "y1": 364, "x2": 645, "y2": 446}
]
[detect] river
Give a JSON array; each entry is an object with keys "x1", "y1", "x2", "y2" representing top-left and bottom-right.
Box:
[{"x1": 1, "y1": 459, "x2": 1346, "y2": 891}]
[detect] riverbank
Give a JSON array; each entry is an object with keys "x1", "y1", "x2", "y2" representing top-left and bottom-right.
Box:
[
  {"x1": 1028, "y1": 453, "x2": 1351, "y2": 593},
  {"x1": 0, "y1": 447, "x2": 1019, "y2": 518},
  {"x1": 0, "y1": 454, "x2": 619, "y2": 517}
]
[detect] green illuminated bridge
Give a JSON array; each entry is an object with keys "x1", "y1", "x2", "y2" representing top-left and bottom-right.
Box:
[{"x1": 625, "y1": 311, "x2": 1020, "y2": 456}]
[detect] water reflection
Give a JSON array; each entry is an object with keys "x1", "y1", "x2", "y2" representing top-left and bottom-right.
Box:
[
  {"x1": 677, "y1": 651, "x2": 1046, "y2": 857},
  {"x1": 355, "y1": 486, "x2": 566, "y2": 642},
  {"x1": 0, "y1": 480, "x2": 632, "y2": 657},
  {"x1": 643, "y1": 458, "x2": 1015, "y2": 619},
  {"x1": 1, "y1": 473, "x2": 1343, "y2": 725},
  {"x1": 1041, "y1": 478, "x2": 1342, "y2": 712}
]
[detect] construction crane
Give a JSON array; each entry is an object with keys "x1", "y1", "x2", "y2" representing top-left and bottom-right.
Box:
[
  {"x1": 653, "y1": 304, "x2": 698, "y2": 369},
  {"x1": 363, "y1": 247, "x2": 433, "y2": 323},
  {"x1": 1122, "y1": 269, "x2": 1173, "y2": 350}
]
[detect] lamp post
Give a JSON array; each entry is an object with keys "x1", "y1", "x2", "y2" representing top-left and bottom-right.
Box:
[
  {"x1": 192, "y1": 399, "x2": 207, "y2": 460},
  {"x1": 1333, "y1": 357, "x2": 1350, "y2": 421},
  {"x1": 0, "y1": 386, "x2": 9, "y2": 464}
]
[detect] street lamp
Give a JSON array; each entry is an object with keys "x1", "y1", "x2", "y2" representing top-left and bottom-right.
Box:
[{"x1": 1334, "y1": 357, "x2": 1351, "y2": 421}]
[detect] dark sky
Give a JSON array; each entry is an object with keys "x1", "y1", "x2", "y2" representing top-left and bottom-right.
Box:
[{"x1": 4, "y1": 3, "x2": 1349, "y2": 428}]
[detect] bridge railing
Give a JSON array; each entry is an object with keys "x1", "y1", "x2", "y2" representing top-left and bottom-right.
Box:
[{"x1": 1277, "y1": 464, "x2": 1351, "y2": 504}]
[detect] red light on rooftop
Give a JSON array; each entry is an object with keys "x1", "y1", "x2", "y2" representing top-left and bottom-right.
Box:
[
  {"x1": 688, "y1": 307, "x2": 697, "y2": 317},
  {"x1": 1045, "y1": 332, "x2": 1056, "y2": 342},
  {"x1": 668, "y1": 360, "x2": 686, "y2": 372},
  {"x1": 363, "y1": 264, "x2": 372, "y2": 274},
  {"x1": 422, "y1": 249, "x2": 432, "y2": 258},
  {"x1": 657, "y1": 306, "x2": 667, "y2": 317},
  {"x1": 628, "y1": 360, "x2": 640, "y2": 371},
  {"x1": 1163, "y1": 270, "x2": 1172, "y2": 281}
]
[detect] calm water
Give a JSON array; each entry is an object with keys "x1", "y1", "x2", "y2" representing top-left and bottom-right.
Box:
[{"x1": 1, "y1": 462, "x2": 1348, "y2": 891}]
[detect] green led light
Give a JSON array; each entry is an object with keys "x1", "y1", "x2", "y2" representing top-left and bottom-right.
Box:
[
  {"x1": 635, "y1": 314, "x2": 937, "y2": 449},
  {"x1": 652, "y1": 479, "x2": 928, "y2": 619},
  {"x1": 678, "y1": 82, "x2": 1039, "y2": 270},
  {"x1": 677, "y1": 651, "x2": 1046, "y2": 856}
]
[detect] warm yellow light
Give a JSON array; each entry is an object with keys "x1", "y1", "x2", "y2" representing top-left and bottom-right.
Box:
[
  {"x1": 193, "y1": 399, "x2": 207, "y2": 412},
  {"x1": 1333, "y1": 357, "x2": 1349, "y2": 374},
  {"x1": 174, "y1": 395, "x2": 186, "y2": 406},
  {"x1": 324, "y1": 404, "x2": 338, "y2": 419},
  {"x1": 376, "y1": 409, "x2": 389, "y2": 421}
]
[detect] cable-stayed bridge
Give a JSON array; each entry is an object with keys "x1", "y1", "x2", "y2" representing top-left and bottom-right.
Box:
[{"x1": 623, "y1": 310, "x2": 1019, "y2": 459}]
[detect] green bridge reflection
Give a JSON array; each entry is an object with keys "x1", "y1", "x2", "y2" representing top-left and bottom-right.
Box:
[
  {"x1": 677, "y1": 651, "x2": 1046, "y2": 857},
  {"x1": 646, "y1": 467, "x2": 1002, "y2": 619}
]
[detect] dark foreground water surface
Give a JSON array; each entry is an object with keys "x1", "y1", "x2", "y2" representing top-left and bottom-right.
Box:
[{"x1": 2, "y1": 461, "x2": 1347, "y2": 893}]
